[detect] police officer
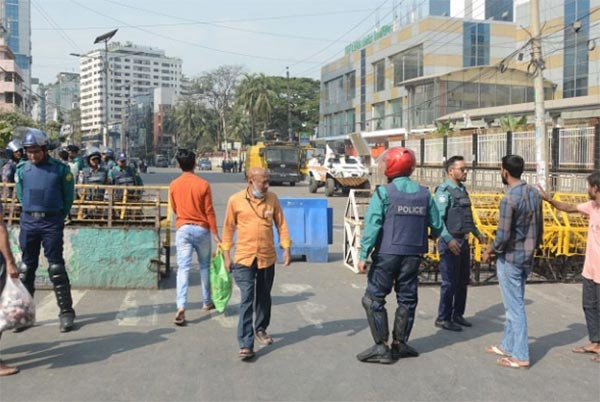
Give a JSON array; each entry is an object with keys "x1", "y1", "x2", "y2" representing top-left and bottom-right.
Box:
[
  {"x1": 2, "y1": 139, "x2": 24, "y2": 184},
  {"x1": 357, "y1": 147, "x2": 443, "y2": 363},
  {"x1": 78, "y1": 147, "x2": 109, "y2": 201},
  {"x1": 434, "y1": 155, "x2": 485, "y2": 331},
  {"x1": 108, "y1": 152, "x2": 143, "y2": 201},
  {"x1": 16, "y1": 128, "x2": 76, "y2": 332},
  {"x1": 100, "y1": 146, "x2": 116, "y2": 171},
  {"x1": 67, "y1": 144, "x2": 84, "y2": 171}
]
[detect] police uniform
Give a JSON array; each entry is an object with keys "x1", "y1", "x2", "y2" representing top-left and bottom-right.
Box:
[
  {"x1": 102, "y1": 159, "x2": 116, "y2": 171},
  {"x1": 109, "y1": 164, "x2": 143, "y2": 201},
  {"x1": 358, "y1": 176, "x2": 443, "y2": 362},
  {"x1": 434, "y1": 179, "x2": 481, "y2": 327},
  {"x1": 16, "y1": 154, "x2": 76, "y2": 328},
  {"x1": 2, "y1": 159, "x2": 17, "y2": 183},
  {"x1": 79, "y1": 166, "x2": 109, "y2": 200},
  {"x1": 71, "y1": 155, "x2": 84, "y2": 171}
]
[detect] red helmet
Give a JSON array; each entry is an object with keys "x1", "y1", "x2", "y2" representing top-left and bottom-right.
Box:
[{"x1": 381, "y1": 147, "x2": 416, "y2": 178}]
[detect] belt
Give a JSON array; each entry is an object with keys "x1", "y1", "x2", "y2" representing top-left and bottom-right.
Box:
[{"x1": 24, "y1": 211, "x2": 63, "y2": 218}]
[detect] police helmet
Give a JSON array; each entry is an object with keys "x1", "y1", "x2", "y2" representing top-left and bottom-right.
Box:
[
  {"x1": 378, "y1": 147, "x2": 417, "y2": 179},
  {"x1": 104, "y1": 148, "x2": 114, "y2": 159},
  {"x1": 21, "y1": 128, "x2": 49, "y2": 149},
  {"x1": 117, "y1": 152, "x2": 127, "y2": 162},
  {"x1": 66, "y1": 144, "x2": 80, "y2": 153},
  {"x1": 5, "y1": 139, "x2": 23, "y2": 159},
  {"x1": 85, "y1": 146, "x2": 102, "y2": 163}
]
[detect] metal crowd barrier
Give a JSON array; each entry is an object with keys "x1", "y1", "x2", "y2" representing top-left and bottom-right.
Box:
[{"x1": 344, "y1": 189, "x2": 589, "y2": 285}]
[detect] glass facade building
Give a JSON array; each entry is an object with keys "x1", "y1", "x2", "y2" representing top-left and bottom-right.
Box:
[
  {"x1": 1, "y1": 0, "x2": 31, "y2": 108},
  {"x1": 396, "y1": 0, "x2": 450, "y2": 26}
]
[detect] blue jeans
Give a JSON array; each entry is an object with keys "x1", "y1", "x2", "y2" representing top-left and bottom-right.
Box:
[
  {"x1": 231, "y1": 261, "x2": 275, "y2": 349},
  {"x1": 176, "y1": 224, "x2": 212, "y2": 309},
  {"x1": 497, "y1": 257, "x2": 532, "y2": 361},
  {"x1": 437, "y1": 238, "x2": 471, "y2": 321}
]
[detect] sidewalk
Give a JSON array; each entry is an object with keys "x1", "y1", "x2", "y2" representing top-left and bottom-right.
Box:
[{"x1": 1, "y1": 257, "x2": 598, "y2": 401}]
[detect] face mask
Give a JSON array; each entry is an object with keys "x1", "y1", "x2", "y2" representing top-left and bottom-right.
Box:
[{"x1": 252, "y1": 184, "x2": 265, "y2": 199}]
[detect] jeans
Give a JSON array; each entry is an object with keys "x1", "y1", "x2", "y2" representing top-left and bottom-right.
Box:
[
  {"x1": 437, "y1": 238, "x2": 470, "y2": 321},
  {"x1": 366, "y1": 253, "x2": 422, "y2": 342},
  {"x1": 231, "y1": 261, "x2": 275, "y2": 349},
  {"x1": 582, "y1": 277, "x2": 600, "y2": 343},
  {"x1": 497, "y1": 257, "x2": 532, "y2": 361},
  {"x1": 176, "y1": 224, "x2": 212, "y2": 309}
]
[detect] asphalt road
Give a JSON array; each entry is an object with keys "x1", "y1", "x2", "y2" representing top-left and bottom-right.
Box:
[{"x1": 1, "y1": 169, "x2": 599, "y2": 402}]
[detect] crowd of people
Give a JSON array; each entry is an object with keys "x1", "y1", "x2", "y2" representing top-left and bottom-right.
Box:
[{"x1": 0, "y1": 132, "x2": 598, "y2": 376}]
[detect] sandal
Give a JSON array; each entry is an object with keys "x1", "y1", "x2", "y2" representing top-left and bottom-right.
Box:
[
  {"x1": 497, "y1": 357, "x2": 530, "y2": 369},
  {"x1": 239, "y1": 348, "x2": 255, "y2": 360},
  {"x1": 256, "y1": 330, "x2": 273, "y2": 345},
  {"x1": 592, "y1": 354, "x2": 600, "y2": 363},
  {"x1": 572, "y1": 345, "x2": 598, "y2": 354},
  {"x1": 202, "y1": 302, "x2": 215, "y2": 312},
  {"x1": 173, "y1": 310, "x2": 186, "y2": 326},
  {"x1": 485, "y1": 345, "x2": 510, "y2": 357},
  {"x1": 0, "y1": 361, "x2": 19, "y2": 376}
]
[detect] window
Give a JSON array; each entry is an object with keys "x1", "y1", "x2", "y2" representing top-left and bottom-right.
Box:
[
  {"x1": 372, "y1": 102, "x2": 385, "y2": 130},
  {"x1": 389, "y1": 99, "x2": 402, "y2": 128},
  {"x1": 345, "y1": 71, "x2": 356, "y2": 100},
  {"x1": 391, "y1": 45, "x2": 423, "y2": 86},
  {"x1": 463, "y1": 22, "x2": 490, "y2": 67},
  {"x1": 563, "y1": 0, "x2": 590, "y2": 97},
  {"x1": 373, "y1": 60, "x2": 385, "y2": 92}
]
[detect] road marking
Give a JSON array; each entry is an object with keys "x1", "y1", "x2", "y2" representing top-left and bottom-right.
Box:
[
  {"x1": 297, "y1": 302, "x2": 326, "y2": 329},
  {"x1": 35, "y1": 290, "x2": 87, "y2": 326},
  {"x1": 279, "y1": 283, "x2": 313, "y2": 294},
  {"x1": 116, "y1": 290, "x2": 159, "y2": 326}
]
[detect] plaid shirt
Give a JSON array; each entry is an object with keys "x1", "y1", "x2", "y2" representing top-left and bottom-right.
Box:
[{"x1": 491, "y1": 181, "x2": 543, "y2": 270}]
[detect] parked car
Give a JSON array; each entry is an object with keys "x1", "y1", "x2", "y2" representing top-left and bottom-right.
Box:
[{"x1": 198, "y1": 158, "x2": 212, "y2": 171}]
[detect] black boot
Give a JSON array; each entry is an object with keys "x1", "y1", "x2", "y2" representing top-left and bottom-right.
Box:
[
  {"x1": 391, "y1": 342, "x2": 419, "y2": 359},
  {"x1": 357, "y1": 344, "x2": 393, "y2": 364},
  {"x1": 59, "y1": 311, "x2": 75, "y2": 333}
]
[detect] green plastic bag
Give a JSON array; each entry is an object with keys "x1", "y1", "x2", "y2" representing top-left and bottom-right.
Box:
[{"x1": 210, "y1": 247, "x2": 232, "y2": 313}]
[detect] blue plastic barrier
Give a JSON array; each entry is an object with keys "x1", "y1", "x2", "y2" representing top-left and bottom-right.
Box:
[{"x1": 274, "y1": 198, "x2": 332, "y2": 263}]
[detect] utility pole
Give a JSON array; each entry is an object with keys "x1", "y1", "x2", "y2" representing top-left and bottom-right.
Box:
[
  {"x1": 531, "y1": 0, "x2": 548, "y2": 190},
  {"x1": 94, "y1": 29, "x2": 118, "y2": 147},
  {"x1": 286, "y1": 66, "x2": 292, "y2": 142}
]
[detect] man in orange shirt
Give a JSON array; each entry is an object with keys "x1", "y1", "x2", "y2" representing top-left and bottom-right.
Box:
[
  {"x1": 222, "y1": 167, "x2": 291, "y2": 360},
  {"x1": 169, "y1": 149, "x2": 220, "y2": 326}
]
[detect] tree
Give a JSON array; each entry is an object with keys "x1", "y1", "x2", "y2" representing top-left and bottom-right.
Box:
[
  {"x1": 434, "y1": 121, "x2": 454, "y2": 137},
  {"x1": 0, "y1": 112, "x2": 38, "y2": 147},
  {"x1": 174, "y1": 99, "x2": 203, "y2": 148},
  {"x1": 236, "y1": 73, "x2": 275, "y2": 144},
  {"x1": 500, "y1": 115, "x2": 528, "y2": 132},
  {"x1": 196, "y1": 65, "x2": 244, "y2": 156}
]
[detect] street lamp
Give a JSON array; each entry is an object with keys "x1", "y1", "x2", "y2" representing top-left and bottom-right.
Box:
[{"x1": 93, "y1": 29, "x2": 118, "y2": 147}]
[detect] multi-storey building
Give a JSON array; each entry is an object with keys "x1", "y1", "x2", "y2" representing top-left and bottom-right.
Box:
[
  {"x1": 516, "y1": 0, "x2": 600, "y2": 99},
  {"x1": 0, "y1": 42, "x2": 23, "y2": 113},
  {"x1": 44, "y1": 72, "x2": 79, "y2": 122},
  {"x1": 0, "y1": 0, "x2": 31, "y2": 113},
  {"x1": 320, "y1": 9, "x2": 525, "y2": 137},
  {"x1": 78, "y1": 42, "x2": 182, "y2": 145}
]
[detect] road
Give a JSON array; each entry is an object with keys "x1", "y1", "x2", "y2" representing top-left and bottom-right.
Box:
[{"x1": 1, "y1": 169, "x2": 599, "y2": 402}]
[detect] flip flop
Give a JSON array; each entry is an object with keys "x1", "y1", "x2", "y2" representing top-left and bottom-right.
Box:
[
  {"x1": 592, "y1": 354, "x2": 600, "y2": 363},
  {"x1": 239, "y1": 348, "x2": 255, "y2": 360},
  {"x1": 497, "y1": 357, "x2": 530, "y2": 369},
  {"x1": 173, "y1": 311, "x2": 186, "y2": 326},
  {"x1": 256, "y1": 331, "x2": 273, "y2": 345},
  {"x1": 485, "y1": 345, "x2": 510, "y2": 357},
  {"x1": 572, "y1": 346, "x2": 597, "y2": 354},
  {"x1": 0, "y1": 363, "x2": 19, "y2": 376}
]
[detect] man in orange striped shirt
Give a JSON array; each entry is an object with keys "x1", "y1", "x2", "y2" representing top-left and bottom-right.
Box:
[
  {"x1": 169, "y1": 149, "x2": 220, "y2": 326},
  {"x1": 222, "y1": 167, "x2": 291, "y2": 359}
]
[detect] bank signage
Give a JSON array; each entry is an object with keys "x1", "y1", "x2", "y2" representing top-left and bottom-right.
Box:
[{"x1": 345, "y1": 24, "x2": 392, "y2": 55}]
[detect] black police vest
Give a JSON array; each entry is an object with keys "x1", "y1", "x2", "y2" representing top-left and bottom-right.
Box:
[
  {"x1": 82, "y1": 168, "x2": 108, "y2": 185},
  {"x1": 445, "y1": 186, "x2": 475, "y2": 236},
  {"x1": 113, "y1": 168, "x2": 135, "y2": 185},
  {"x1": 378, "y1": 183, "x2": 430, "y2": 255},
  {"x1": 21, "y1": 161, "x2": 63, "y2": 212}
]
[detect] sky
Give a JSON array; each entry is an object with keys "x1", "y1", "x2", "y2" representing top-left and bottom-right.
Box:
[{"x1": 31, "y1": 0, "x2": 529, "y2": 85}]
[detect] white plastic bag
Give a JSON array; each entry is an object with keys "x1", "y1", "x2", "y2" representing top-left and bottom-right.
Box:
[{"x1": 0, "y1": 276, "x2": 35, "y2": 332}]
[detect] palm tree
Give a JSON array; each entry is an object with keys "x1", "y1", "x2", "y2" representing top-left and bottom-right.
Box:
[
  {"x1": 236, "y1": 73, "x2": 275, "y2": 144},
  {"x1": 500, "y1": 115, "x2": 528, "y2": 133},
  {"x1": 174, "y1": 99, "x2": 202, "y2": 148}
]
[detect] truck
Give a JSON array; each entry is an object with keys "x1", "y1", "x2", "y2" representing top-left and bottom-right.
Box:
[
  {"x1": 307, "y1": 144, "x2": 370, "y2": 196},
  {"x1": 244, "y1": 141, "x2": 302, "y2": 186}
]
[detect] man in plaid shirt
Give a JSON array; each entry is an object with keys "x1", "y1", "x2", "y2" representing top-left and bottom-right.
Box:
[{"x1": 482, "y1": 155, "x2": 543, "y2": 369}]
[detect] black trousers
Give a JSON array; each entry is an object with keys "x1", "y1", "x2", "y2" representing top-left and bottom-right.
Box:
[{"x1": 582, "y1": 277, "x2": 600, "y2": 343}]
